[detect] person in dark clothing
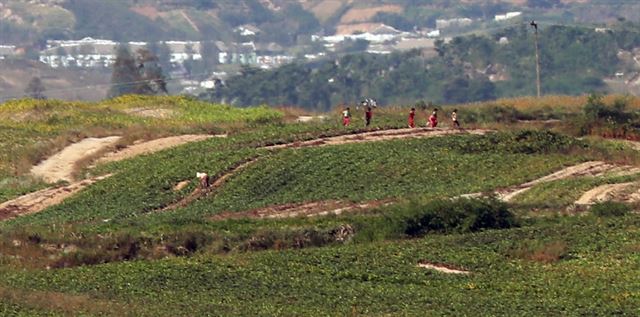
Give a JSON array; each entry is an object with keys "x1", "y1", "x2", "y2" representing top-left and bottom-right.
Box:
[{"x1": 365, "y1": 106, "x2": 373, "y2": 127}]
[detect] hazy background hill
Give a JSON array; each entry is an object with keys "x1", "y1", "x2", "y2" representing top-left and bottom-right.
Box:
[
  {"x1": 2, "y1": 0, "x2": 640, "y2": 104},
  {"x1": 3, "y1": 0, "x2": 640, "y2": 44}
]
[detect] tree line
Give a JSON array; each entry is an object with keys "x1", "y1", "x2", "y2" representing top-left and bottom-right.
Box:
[{"x1": 200, "y1": 24, "x2": 640, "y2": 110}]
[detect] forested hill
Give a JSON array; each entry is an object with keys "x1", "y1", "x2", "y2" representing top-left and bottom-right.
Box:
[{"x1": 203, "y1": 24, "x2": 640, "y2": 110}]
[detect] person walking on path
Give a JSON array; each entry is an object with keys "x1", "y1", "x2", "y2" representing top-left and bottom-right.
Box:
[
  {"x1": 408, "y1": 107, "x2": 416, "y2": 128},
  {"x1": 451, "y1": 109, "x2": 460, "y2": 128},
  {"x1": 365, "y1": 106, "x2": 373, "y2": 127},
  {"x1": 342, "y1": 107, "x2": 352, "y2": 126},
  {"x1": 428, "y1": 108, "x2": 438, "y2": 128}
]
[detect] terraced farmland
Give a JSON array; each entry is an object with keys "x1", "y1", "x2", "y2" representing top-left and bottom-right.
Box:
[{"x1": 1, "y1": 96, "x2": 639, "y2": 316}]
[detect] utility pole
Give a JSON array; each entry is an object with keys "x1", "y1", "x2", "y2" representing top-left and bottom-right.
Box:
[{"x1": 531, "y1": 20, "x2": 541, "y2": 98}]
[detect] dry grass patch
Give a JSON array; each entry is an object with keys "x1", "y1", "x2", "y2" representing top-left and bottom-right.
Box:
[
  {"x1": 339, "y1": 5, "x2": 402, "y2": 24},
  {"x1": 0, "y1": 286, "x2": 136, "y2": 316},
  {"x1": 510, "y1": 240, "x2": 569, "y2": 264}
]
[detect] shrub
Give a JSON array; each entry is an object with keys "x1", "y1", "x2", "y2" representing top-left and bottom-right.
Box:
[
  {"x1": 590, "y1": 201, "x2": 630, "y2": 217},
  {"x1": 357, "y1": 197, "x2": 518, "y2": 240}
]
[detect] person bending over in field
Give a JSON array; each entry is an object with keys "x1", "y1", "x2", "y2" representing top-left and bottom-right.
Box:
[
  {"x1": 196, "y1": 172, "x2": 209, "y2": 189},
  {"x1": 365, "y1": 106, "x2": 373, "y2": 127},
  {"x1": 408, "y1": 107, "x2": 416, "y2": 128},
  {"x1": 342, "y1": 107, "x2": 352, "y2": 126},
  {"x1": 428, "y1": 108, "x2": 438, "y2": 128},
  {"x1": 451, "y1": 109, "x2": 460, "y2": 128}
]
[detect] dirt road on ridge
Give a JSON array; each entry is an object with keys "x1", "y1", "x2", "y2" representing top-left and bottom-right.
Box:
[
  {"x1": 31, "y1": 136, "x2": 122, "y2": 183},
  {"x1": 1, "y1": 134, "x2": 221, "y2": 221}
]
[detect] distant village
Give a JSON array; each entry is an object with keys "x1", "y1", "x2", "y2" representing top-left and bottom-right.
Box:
[{"x1": 0, "y1": 10, "x2": 533, "y2": 93}]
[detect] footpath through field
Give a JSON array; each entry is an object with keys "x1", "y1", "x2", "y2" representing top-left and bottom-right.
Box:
[
  {"x1": 0, "y1": 175, "x2": 111, "y2": 221},
  {"x1": 163, "y1": 127, "x2": 491, "y2": 211},
  {"x1": 207, "y1": 161, "x2": 640, "y2": 221},
  {"x1": 1, "y1": 134, "x2": 222, "y2": 221}
]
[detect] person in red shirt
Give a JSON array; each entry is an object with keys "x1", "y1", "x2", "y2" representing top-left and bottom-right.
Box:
[
  {"x1": 428, "y1": 108, "x2": 438, "y2": 128},
  {"x1": 365, "y1": 106, "x2": 373, "y2": 127},
  {"x1": 408, "y1": 107, "x2": 416, "y2": 128}
]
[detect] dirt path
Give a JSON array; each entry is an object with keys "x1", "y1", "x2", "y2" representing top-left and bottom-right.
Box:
[
  {"x1": 495, "y1": 161, "x2": 635, "y2": 202},
  {"x1": 31, "y1": 136, "x2": 122, "y2": 183},
  {"x1": 163, "y1": 158, "x2": 259, "y2": 211},
  {"x1": 96, "y1": 134, "x2": 223, "y2": 164},
  {"x1": 209, "y1": 200, "x2": 393, "y2": 221},
  {"x1": 164, "y1": 128, "x2": 490, "y2": 211},
  {"x1": 417, "y1": 261, "x2": 471, "y2": 274},
  {"x1": 575, "y1": 182, "x2": 637, "y2": 205},
  {"x1": 2, "y1": 134, "x2": 223, "y2": 221},
  {"x1": 0, "y1": 175, "x2": 111, "y2": 221},
  {"x1": 265, "y1": 127, "x2": 490, "y2": 150}
]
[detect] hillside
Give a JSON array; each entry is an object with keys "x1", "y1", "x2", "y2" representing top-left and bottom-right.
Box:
[
  {"x1": 0, "y1": 95, "x2": 639, "y2": 315},
  {"x1": 0, "y1": 59, "x2": 110, "y2": 102},
  {"x1": 2, "y1": 0, "x2": 640, "y2": 45},
  {"x1": 2, "y1": 0, "x2": 640, "y2": 103}
]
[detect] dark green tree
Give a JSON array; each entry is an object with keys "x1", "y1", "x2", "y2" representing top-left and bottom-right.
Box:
[
  {"x1": 24, "y1": 77, "x2": 46, "y2": 99},
  {"x1": 137, "y1": 48, "x2": 168, "y2": 94},
  {"x1": 108, "y1": 45, "x2": 144, "y2": 98}
]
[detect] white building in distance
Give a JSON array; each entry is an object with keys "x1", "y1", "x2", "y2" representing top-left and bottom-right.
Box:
[
  {"x1": 39, "y1": 37, "x2": 202, "y2": 68},
  {"x1": 495, "y1": 12, "x2": 522, "y2": 22}
]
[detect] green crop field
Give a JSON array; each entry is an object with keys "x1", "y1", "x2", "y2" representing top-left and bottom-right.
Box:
[{"x1": 1, "y1": 95, "x2": 639, "y2": 316}]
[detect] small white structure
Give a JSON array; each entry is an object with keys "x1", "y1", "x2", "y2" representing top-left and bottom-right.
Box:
[
  {"x1": 322, "y1": 23, "x2": 407, "y2": 48},
  {"x1": 234, "y1": 24, "x2": 261, "y2": 36},
  {"x1": 435, "y1": 18, "x2": 472, "y2": 29},
  {"x1": 0, "y1": 45, "x2": 16, "y2": 60},
  {"x1": 495, "y1": 12, "x2": 522, "y2": 22},
  {"x1": 427, "y1": 30, "x2": 441, "y2": 38}
]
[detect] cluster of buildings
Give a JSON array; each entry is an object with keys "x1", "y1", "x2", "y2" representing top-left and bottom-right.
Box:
[
  {"x1": 9, "y1": 9, "x2": 528, "y2": 71},
  {"x1": 38, "y1": 38, "x2": 203, "y2": 68},
  {"x1": 0, "y1": 45, "x2": 17, "y2": 60}
]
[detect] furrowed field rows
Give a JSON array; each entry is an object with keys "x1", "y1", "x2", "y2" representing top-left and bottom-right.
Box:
[
  {"x1": 0, "y1": 96, "x2": 284, "y2": 204},
  {"x1": 0, "y1": 215, "x2": 637, "y2": 316},
  {"x1": 2, "y1": 131, "x2": 584, "y2": 231}
]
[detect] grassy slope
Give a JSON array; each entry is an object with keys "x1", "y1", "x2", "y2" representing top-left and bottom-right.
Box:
[
  {"x1": 1, "y1": 96, "x2": 640, "y2": 316},
  {"x1": 0, "y1": 96, "x2": 283, "y2": 203},
  {"x1": 2, "y1": 131, "x2": 582, "y2": 231}
]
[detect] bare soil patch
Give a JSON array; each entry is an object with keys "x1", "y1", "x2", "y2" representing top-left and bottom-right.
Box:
[
  {"x1": 97, "y1": 134, "x2": 222, "y2": 164},
  {"x1": 496, "y1": 161, "x2": 627, "y2": 202},
  {"x1": 30, "y1": 136, "x2": 121, "y2": 183},
  {"x1": 266, "y1": 128, "x2": 489, "y2": 150},
  {"x1": 575, "y1": 182, "x2": 636, "y2": 205},
  {"x1": 339, "y1": 5, "x2": 403, "y2": 24},
  {"x1": 417, "y1": 261, "x2": 471, "y2": 274},
  {"x1": 210, "y1": 200, "x2": 392, "y2": 221},
  {"x1": 130, "y1": 5, "x2": 160, "y2": 20},
  {"x1": 0, "y1": 175, "x2": 111, "y2": 221},
  {"x1": 310, "y1": 0, "x2": 345, "y2": 22},
  {"x1": 7, "y1": 134, "x2": 222, "y2": 220}
]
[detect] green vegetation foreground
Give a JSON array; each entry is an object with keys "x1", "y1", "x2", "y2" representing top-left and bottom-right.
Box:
[{"x1": 1, "y1": 95, "x2": 640, "y2": 315}]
